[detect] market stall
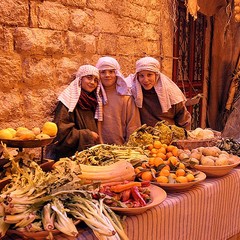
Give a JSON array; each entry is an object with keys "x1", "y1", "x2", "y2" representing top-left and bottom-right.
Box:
[
  {"x1": 76, "y1": 166, "x2": 240, "y2": 240},
  {"x1": 1, "y1": 123, "x2": 240, "y2": 240}
]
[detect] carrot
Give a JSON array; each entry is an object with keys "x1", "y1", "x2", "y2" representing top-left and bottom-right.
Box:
[{"x1": 110, "y1": 181, "x2": 142, "y2": 193}]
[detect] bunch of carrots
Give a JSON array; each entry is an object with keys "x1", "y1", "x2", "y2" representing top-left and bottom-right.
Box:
[{"x1": 94, "y1": 181, "x2": 152, "y2": 208}]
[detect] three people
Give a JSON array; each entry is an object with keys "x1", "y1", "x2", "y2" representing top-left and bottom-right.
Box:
[
  {"x1": 48, "y1": 56, "x2": 191, "y2": 160},
  {"x1": 127, "y1": 56, "x2": 191, "y2": 129},
  {"x1": 96, "y1": 56, "x2": 141, "y2": 145},
  {"x1": 46, "y1": 65, "x2": 101, "y2": 160}
]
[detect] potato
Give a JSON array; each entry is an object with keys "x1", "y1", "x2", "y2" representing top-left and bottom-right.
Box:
[
  {"x1": 201, "y1": 147, "x2": 220, "y2": 157},
  {"x1": 190, "y1": 151, "x2": 202, "y2": 160},
  {"x1": 201, "y1": 156, "x2": 215, "y2": 166},
  {"x1": 215, "y1": 157, "x2": 229, "y2": 166}
]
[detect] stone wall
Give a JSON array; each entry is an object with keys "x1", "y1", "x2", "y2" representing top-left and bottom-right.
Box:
[{"x1": 0, "y1": 0, "x2": 174, "y2": 130}]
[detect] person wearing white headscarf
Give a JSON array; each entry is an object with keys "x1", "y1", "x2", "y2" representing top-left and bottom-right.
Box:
[
  {"x1": 96, "y1": 56, "x2": 141, "y2": 145},
  {"x1": 126, "y1": 56, "x2": 191, "y2": 129},
  {"x1": 45, "y1": 64, "x2": 101, "y2": 160}
]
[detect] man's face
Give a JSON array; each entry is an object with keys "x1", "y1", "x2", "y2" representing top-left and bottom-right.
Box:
[
  {"x1": 137, "y1": 70, "x2": 157, "y2": 90},
  {"x1": 99, "y1": 69, "x2": 117, "y2": 87}
]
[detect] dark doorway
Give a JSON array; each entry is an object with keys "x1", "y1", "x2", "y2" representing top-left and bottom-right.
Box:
[{"x1": 172, "y1": 0, "x2": 207, "y2": 129}]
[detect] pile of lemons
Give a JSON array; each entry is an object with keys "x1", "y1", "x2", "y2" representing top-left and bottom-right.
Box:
[{"x1": 0, "y1": 122, "x2": 58, "y2": 140}]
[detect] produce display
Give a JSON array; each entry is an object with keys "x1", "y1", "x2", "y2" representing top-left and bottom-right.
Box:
[
  {"x1": 0, "y1": 121, "x2": 58, "y2": 140},
  {"x1": 180, "y1": 146, "x2": 240, "y2": 166},
  {"x1": 0, "y1": 122, "x2": 240, "y2": 239},
  {"x1": 134, "y1": 140, "x2": 198, "y2": 184},
  {"x1": 126, "y1": 120, "x2": 186, "y2": 147},
  {"x1": 216, "y1": 138, "x2": 240, "y2": 156},
  {"x1": 97, "y1": 181, "x2": 151, "y2": 208},
  {"x1": 187, "y1": 127, "x2": 215, "y2": 139},
  {"x1": 0, "y1": 146, "x2": 129, "y2": 239}
]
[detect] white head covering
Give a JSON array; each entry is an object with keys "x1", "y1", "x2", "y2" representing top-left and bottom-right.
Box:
[
  {"x1": 127, "y1": 56, "x2": 186, "y2": 113},
  {"x1": 96, "y1": 56, "x2": 131, "y2": 96},
  {"x1": 58, "y1": 65, "x2": 102, "y2": 116}
]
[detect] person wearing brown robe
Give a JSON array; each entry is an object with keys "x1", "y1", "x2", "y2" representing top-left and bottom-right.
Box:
[{"x1": 45, "y1": 65, "x2": 101, "y2": 160}]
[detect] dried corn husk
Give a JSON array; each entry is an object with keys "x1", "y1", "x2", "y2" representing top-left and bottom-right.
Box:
[{"x1": 185, "y1": 0, "x2": 200, "y2": 20}]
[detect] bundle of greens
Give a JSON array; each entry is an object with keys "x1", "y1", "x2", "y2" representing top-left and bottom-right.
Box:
[
  {"x1": 0, "y1": 145, "x2": 129, "y2": 240},
  {"x1": 72, "y1": 144, "x2": 148, "y2": 167},
  {"x1": 127, "y1": 121, "x2": 186, "y2": 148}
]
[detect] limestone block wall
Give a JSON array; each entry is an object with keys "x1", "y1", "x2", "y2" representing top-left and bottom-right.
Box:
[{"x1": 0, "y1": 0, "x2": 174, "y2": 129}]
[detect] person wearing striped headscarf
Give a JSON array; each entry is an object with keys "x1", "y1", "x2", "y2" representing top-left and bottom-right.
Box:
[
  {"x1": 45, "y1": 65, "x2": 101, "y2": 160},
  {"x1": 126, "y1": 56, "x2": 191, "y2": 129},
  {"x1": 96, "y1": 56, "x2": 141, "y2": 145}
]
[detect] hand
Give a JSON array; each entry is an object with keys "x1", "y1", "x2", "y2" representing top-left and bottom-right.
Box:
[{"x1": 91, "y1": 131, "x2": 99, "y2": 142}]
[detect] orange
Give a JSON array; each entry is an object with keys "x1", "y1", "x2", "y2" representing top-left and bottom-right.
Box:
[
  {"x1": 156, "y1": 152, "x2": 167, "y2": 160},
  {"x1": 141, "y1": 162, "x2": 149, "y2": 168},
  {"x1": 134, "y1": 166, "x2": 143, "y2": 174},
  {"x1": 158, "y1": 147, "x2": 166, "y2": 155},
  {"x1": 153, "y1": 140, "x2": 162, "y2": 149},
  {"x1": 147, "y1": 144, "x2": 154, "y2": 151},
  {"x1": 162, "y1": 164, "x2": 170, "y2": 171},
  {"x1": 169, "y1": 173, "x2": 177, "y2": 179},
  {"x1": 172, "y1": 147, "x2": 180, "y2": 157},
  {"x1": 151, "y1": 148, "x2": 158, "y2": 155},
  {"x1": 186, "y1": 173, "x2": 195, "y2": 182},
  {"x1": 166, "y1": 145, "x2": 176, "y2": 152},
  {"x1": 176, "y1": 168, "x2": 186, "y2": 177},
  {"x1": 159, "y1": 168, "x2": 170, "y2": 177},
  {"x1": 162, "y1": 144, "x2": 168, "y2": 149},
  {"x1": 168, "y1": 156, "x2": 178, "y2": 166},
  {"x1": 176, "y1": 176, "x2": 188, "y2": 183},
  {"x1": 141, "y1": 171, "x2": 153, "y2": 181},
  {"x1": 154, "y1": 157, "x2": 164, "y2": 167},
  {"x1": 156, "y1": 175, "x2": 169, "y2": 183},
  {"x1": 178, "y1": 162, "x2": 186, "y2": 170},
  {"x1": 148, "y1": 157, "x2": 155, "y2": 166},
  {"x1": 166, "y1": 152, "x2": 173, "y2": 159}
]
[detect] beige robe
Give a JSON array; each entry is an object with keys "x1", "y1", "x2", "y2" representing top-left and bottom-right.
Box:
[{"x1": 100, "y1": 84, "x2": 141, "y2": 145}]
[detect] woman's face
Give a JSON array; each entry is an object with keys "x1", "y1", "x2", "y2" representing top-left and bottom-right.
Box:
[
  {"x1": 137, "y1": 70, "x2": 157, "y2": 90},
  {"x1": 99, "y1": 69, "x2": 117, "y2": 88},
  {"x1": 81, "y1": 75, "x2": 99, "y2": 92}
]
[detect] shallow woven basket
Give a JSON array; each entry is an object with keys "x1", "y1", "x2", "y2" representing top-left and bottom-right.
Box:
[{"x1": 173, "y1": 130, "x2": 221, "y2": 150}]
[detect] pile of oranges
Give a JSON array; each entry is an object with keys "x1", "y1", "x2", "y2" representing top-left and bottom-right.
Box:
[{"x1": 135, "y1": 140, "x2": 196, "y2": 184}]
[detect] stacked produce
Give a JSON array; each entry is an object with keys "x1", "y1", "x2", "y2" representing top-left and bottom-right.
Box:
[
  {"x1": 235, "y1": 0, "x2": 240, "y2": 22},
  {"x1": 216, "y1": 138, "x2": 240, "y2": 156},
  {"x1": 72, "y1": 144, "x2": 148, "y2": 166},
  {"x1": 96, "y1": 181, "x2": 151, "y2": 208},
  {"x1": 0, "y1": 122, "x2": 58, "y2": 140},
  {"x1": 134, "y1": 140, "x2": 197, "y2": 184},
  {"x1": 178, "y1": 146, "x2": 240, "y2": 166},
  {"x1": 187, "y1": 127, "x2": 216, "y2": 140},
  {"x1": 127, "y1": 121, "x2": 186, "y2": 148},
  {"x1": 0, "y1": 145, "x2": 129, "y2": 239}
]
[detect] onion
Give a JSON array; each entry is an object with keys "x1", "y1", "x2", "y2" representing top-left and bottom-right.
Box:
[{"x1": 235, "y1": 13, "x2": 240, "y2": 22}]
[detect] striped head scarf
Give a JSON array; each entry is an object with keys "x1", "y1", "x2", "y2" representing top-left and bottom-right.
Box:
[
  {"x1": 96, "y1": 56, "x2": 131, "y2": 96},
  {"x1": 127, "y1": 56, "x2": 186, "y2": 113},
  {"x1": 58, "y1": 64, "x2": 104, "y2": 120}
]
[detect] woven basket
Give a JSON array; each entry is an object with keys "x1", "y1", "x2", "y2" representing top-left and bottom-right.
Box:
[{"x1": 173, "y1": 130, "x2": 221, "y2": 150}]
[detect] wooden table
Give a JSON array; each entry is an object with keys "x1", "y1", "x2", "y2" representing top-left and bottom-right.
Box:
[{"x1": 4, "y1": 167, "x2": 240, "y2": 240}]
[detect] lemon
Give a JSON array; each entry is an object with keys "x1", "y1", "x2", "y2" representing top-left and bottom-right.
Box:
[
  {"x1": 7, "y1": 128, "x2": 17, "y2": 138},
  {"x1": 42, "y1": 122, "x2": 58, "y2": 137},
  {"x1": 32, "y1": 127, "x2": 41, "y2": 136},
  {"x1": 16, "y1": 127, "x2": 29, "y2": 132},
  {"x1": 36, "y1": 133, "x2": 51, "y2": 140},
  {"x1": 16, "y1": 129, "x2": 36, "y2": 140},
  {"x1": 0, "y1": 129, "x2": 13, "y2": 139}
]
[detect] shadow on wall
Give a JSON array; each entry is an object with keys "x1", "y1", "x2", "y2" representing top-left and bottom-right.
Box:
[{"x1": 222, "y1": 98, "x2": 240, "y2": 141}]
